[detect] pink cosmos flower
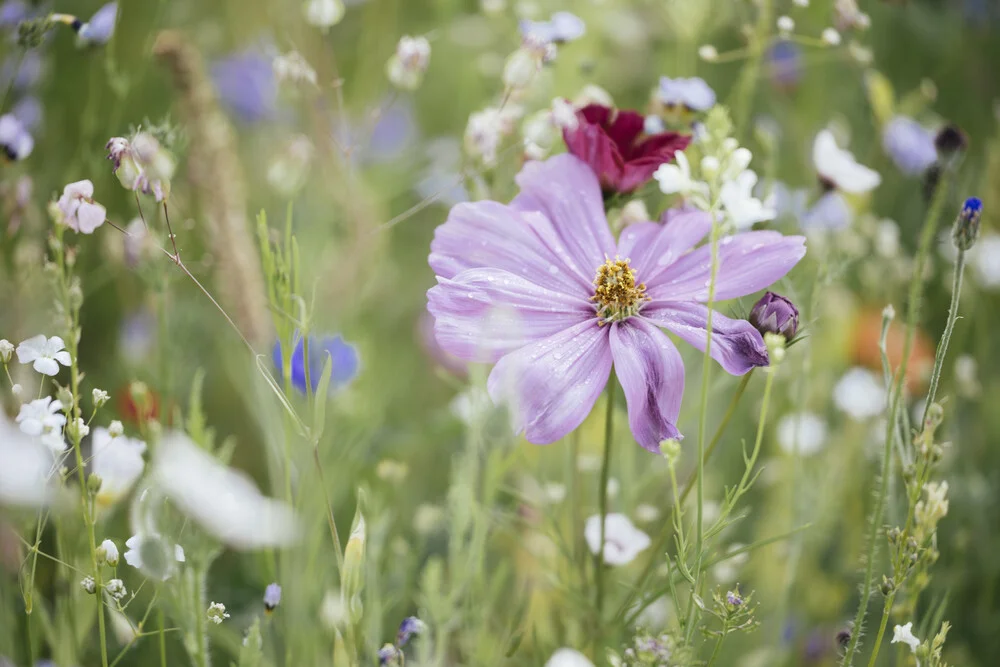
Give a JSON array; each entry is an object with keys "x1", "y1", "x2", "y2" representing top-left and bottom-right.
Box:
[
  {"x1": 427, "y1": 154, "x2": 806, "y2": 451},
  {"x1": 563, "y1": 105, "x2": 691, "y2": 194},
  {"x1": 57, "y1": 180, "x2": 106, "y2": 234}
]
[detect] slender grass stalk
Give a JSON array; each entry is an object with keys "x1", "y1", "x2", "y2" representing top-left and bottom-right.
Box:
[
  {"x1": 594, "y1": 371, "x2": 618, "y2": 623},
  {"x1": 840, "y1": 176, "x2": 950, "y2": 666},
  {"x1": 922, "y1": 249, "x2": 967, "y2": 421}
]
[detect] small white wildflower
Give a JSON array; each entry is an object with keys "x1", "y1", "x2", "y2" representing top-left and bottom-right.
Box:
[
  {"x1": 543, "y1": 482, "x2": 566, "y2": 504},
  {"x1": 776, "y1": 412, "x2": 828, "y2": 456},
  {"x1": 856, "y1": 12, "x2": 871, "y2": 29},
  {"x1": 81, "y1": 576, "x2": 96, "y2": 594},
  {"x1": 108, "y1": 420, "x2": 124, "y2": 438},
  {"x1": 700, "y1": 155, "x2": 720, "y2": 178},
  {"x1": 464, "y1": 106, "x2": 520, "y2": 167},
  {"x1": 822, "y1": 27, "x2": 842, "y2": 45},
  {"x1": 272, "y1": 50, "x2": 317, "y2": 86},
  {"x1": 56, "y1": 180, "x2": 107, "y2": 234},
  {"x1": 916, "y1": 481, "x2": 949, "y2": 526},
  {"x1": 545, "y1": 648, "x2": 595, "y2": 667},
  {"x1": 577, "y1": 454, "x2": 601, "y2": 472},
  {"x1": 698, "y1": 44, "x2": 718, "y2": 62},
  {"x1": 15, "y1": 397, "x2": 66, "y2": 440},
  {"x1": 0, "y1": 339, "x2": 13, "y2": 363},
  {"x1": 654, "y1": 152, "x2": 709, "y2": 200},
  {"x1": 92, "y1": 388, "x2": 109, "y2": 408},
  {"x1": 124, "y1": 533, "x2": 185, "y2": 581},
  {"x1": 550, "y1": 98, "x2": 578, "y2": 130},
  {"x1": 793, "y1": 0, "x2": 809, "y2": 6},
  {"x1": 304, "y1": 0, "x2": 345, "y2": 30},
  {"x1": 833, "y1": 367, "x2": 886, "y2": 420},
  {"x1": 584, "y1": 513, "x2": 651, "y2": 566},
  {"x1": 720, "y1": 170, "x2": 776, "y2": 230},
  {"x1": 320, "y1": 590, "x2": 348, "y2": 629},
  {"x1": 813, "y1": 129, "x2": 881, "y2": 193},
  {"x1": 777, "y1": 15, "x2": 795, "y2": 34},
  {"x1": 891, "y1": 622, "x2": 920, "y2": 653},
  {"x1": 387, "y1": 35, "x2": 431, "y2": 90},
  {"x1": 635, "y1": 503, "x2": 661, "y2": 523},
  {"x1": 207, "y1": 601, "x2": 230, "y2": 624},
  {"x1": 73, "y1": 418, "x2": 90, "y2": 439},
  {"x1": 16, "y1": 335, "x2": 71, "y2": 376},
  {"x1": 98, "y1": 539, "x2": 119, "y2": 567},
  {"x1": 91, "y1": 427, "x2": 146, "y2": 508},
  {"x1": 106, "y1": 578, "x2": 127, "y2": 601}
]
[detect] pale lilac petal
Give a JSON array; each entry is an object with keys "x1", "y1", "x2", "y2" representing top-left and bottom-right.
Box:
[
  {"x1": 609, "y1": 319, "x2": 683, "y2": 451},
  {"x1": 646, "y1": 231, "x2": 806, "y2": 302},
  {"x1": 643, "y1": 303, "x2": 768, "y2": 375},
  {"x1": 488, "y1": 320, "x2": 612, "y2": 444},
  {"x1": 33, "y1": 357, "x2": 60, "y2": 376},
  {"x1": 76, "y1": 201, "x2": 106, "y2": 234},
  {"x1": 429, "y1": 200, "x2": 589, "y2": 295},
  {"x1": 618, "y1": 208, "x2": 712, "y2": 286},
  {"x1": 427, "y1": 268, "x2": 593, "y2": 362},
  {"x1": 512, "y1": 154, "x2": 616, "y2": 274}
]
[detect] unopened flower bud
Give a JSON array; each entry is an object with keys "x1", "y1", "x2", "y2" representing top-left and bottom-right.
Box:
[
  {"x1": 952, "y1": 197, "x2": 982, "y2": 251},
  {"x1": 386, "y1": 35, "x2": 431, "y2": 90},
  {"x1": 750, "y1": 292, "x2": 799, "y2": 340},
  {"x1": 87, "y1": 472, "x2": 103, "y2": 494},
  {"x1": 503, "y1": 49, "x2": 538, "y2": 90},
  {"x1": 92, "y1": 388, "x2": 109, "y2": 409},
  {"x1": 97, "y1": 538, "x2": 119, "y2": 566},
  {"x1": 11, "y1": 383, "x2": 22, "y2": 397},
  {"x1": 81, "y1": 576, "x2": 96, "y2": 594},
  {"x1": 659, "y1": 438, "x2": 681, "y2": 464},
  {"x1": 108, "y1": 420, "x2": 124, "y2": 437},
  {"x1": 698, "y1": 44, "x2": 718, "y2": 62},
  {"x1": 880, "y1": 575, "x2": 894, "y2": 596},
  {"x1": 821, "y1": 28, "x2": 841, "y2": 45},
  {"x1": 106, "y1": 578, "x2": 126, "y2": 601},
  {"x1": 207, "y1": 601, "x2": 230, "y2": 624},
  {"x1": 0, "y1": 339, "x2": 13, "y2": 363},
  {"x1": 934, "y1": 124, "x2": 968, "y2": 155},
  {"x1": 56, "y1": 386, "x2": 74, "y2": 407},
  {"x1": 887, "y1": 527, "x2": 901, "y2": 544}
]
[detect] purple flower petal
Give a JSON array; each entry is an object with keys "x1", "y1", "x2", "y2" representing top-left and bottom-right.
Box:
[
  {"x1": 429, "y1": 200, "x2": 590, "y2": 296},
  {"x1": 512, "y1": 154, "x2": 616, "y2": 276},
  {"x1": 488, "y1": 320, "x2": 612, "y2": 444},
  {"x1": 646, "y1": 231, "x2": 806, "y2": 302},
  {"x1": 643, "y1": 303, "x2": 768, "y2": 375},
  {"x1": 610, "y1": 319, "x2": 684, "y2": 451},
  {"x1": 428, "y1": 268, "x2": 593, "y2": 362},
  {"x1": 617, "y1": 208, "x2": 712, "y2": 286}
]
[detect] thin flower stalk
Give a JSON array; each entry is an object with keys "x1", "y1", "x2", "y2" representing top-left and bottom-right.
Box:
[
  {"x1": 922, "y1": 248, "x2": 967, "y2": 422},
  {"x1": 841, "y1": 175, "x2": 951, "y2": 667},
  {"x1": 594, "y1": 371, "x2": 617, "y2": 624}
]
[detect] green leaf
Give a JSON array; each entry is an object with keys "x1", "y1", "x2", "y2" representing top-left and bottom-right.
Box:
[{"x1": 312, "y1": 351, "x2": 334, "y2": 441}]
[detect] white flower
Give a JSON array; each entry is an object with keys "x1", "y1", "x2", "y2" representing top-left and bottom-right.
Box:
[
  {"x1": 584, "y1": 513, "x2": 651, "y2": 566},
  {"x1": 916, "y1": 481, "x2": 949, "y2": 526},
  {"x1": 971, "y1": 232, "x2": 1000, "y2": 289},
  {"x1": 777, "y1": 15, "x2": 795, "y2": 33},
  {"x1": 81, "y1": 576, "x2": 96, "y2": 594},
  {"x1": 543, "y1": 482, "x2": 566, "y2": 504},
  {"x1": 0, "y1": 413, "x2": 58, "y2": 507},
  {"x1": 833, "y1": 367, "x2": 886, "y2": 419},
  {"x1": 550, "y1": 98, "x2": 578, "y2": 131},
  {"x1": 124, "y1": 533, "x2": 185, "y2": 581},
  {"x1": 151, "y1": 432, "x2": 300, "y2": 548},
  {"x1": 320, "y1": 590, "x2": 348, "y2": 629},
  {"x1": 776, "y1": 412, "x2": 828, "y2": 456},
  {"x1": 387, "y1": 35, "x2": 431, "y2": 90},
  {"x1": 207, "y1": 601, "x2": 230, "y2": 624},
  {"x1": 654, "y1": 151, "x2": 708, "y2": 199},
  {"x1": 108, "y1": 420, "x2": 124, "y2": 437},
  {"x1": 822, "y1": 28, "x2": 842, "y2": 45},
  {"x1": 98, "y1": 538, "x2": 120, "y2": 566},
  {"x1": 891, "y1": 622, "x2": 921, "y2": 653},
  {"x1": 56, "y1": 180, "x2": 107, "y2": 234},
  {"x1": 92, "y1": 388, "x2": 110, "y2": 408},
  {"x1": 813, "y1": 129, "x2": 881, "y2": 193},
  {"x1": 635, "y1": 503, "x2": 660, "y2": 523},
  {"x1": 0, "y1": 339, "x2": 13, "y2": 363},
  {"x1": 16, "y1": 335, "x2": 71, "y2": 376},
  {"x1": 720, "y1": 170, "x2": 776, "y2": 229},
  {"x1": 464, "y1": 106, "x2": 520, "y2": 167},
  {"x1": 698, "y1": 44, "x2": 718, "y2": 62},
  {"x1": 73, "y1": 418, "x2": 90, "y2": 439},
  {"x1": 106, "y1": 578, "x2": 127, "y2": 601},
  {"x1": 545, "y1": 648, "x2": 595, "y2": 667},
  {"x1": 793, "y1": 0, "x2": 810, "y2": 6},
  {"x1": 272, "y1": 50, "x2": 317, "y2": 86},
  {"x1": 16, "y1": 397, "x2": 66, "y2": 439},
  {"x1": 91, "y1": 427, "x2": 147, "y2": 508},
  {"x1": 304, "y1": 0, "x2": 344, "y2": 29}
]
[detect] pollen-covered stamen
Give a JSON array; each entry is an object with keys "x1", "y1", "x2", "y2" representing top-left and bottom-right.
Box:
[{"x1": 592, "y1": 258, "x2": 649, "y2": 323}]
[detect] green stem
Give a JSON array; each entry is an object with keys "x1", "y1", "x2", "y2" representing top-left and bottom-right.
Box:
[
  {"x1": 922, "y1": 249, "x2": 966, "y2": 421},
  {"x1": 159, "y1": 607, "x2": 167, "y2": 667},
  {"x1": 613, "y1": 371, "x2": 753, "y2": 622},
  {"x1": 706, "y1": 634, "x2": 725, "y2": 667},
  {"x1": 594, "y1": 371, "x2": 617, "y2": 624},
  {"x1": 840, "y1": 172, "x2": 950, "y2": 667},
  {"x1": 866, "y1": 593, "x2": 895, "y2": 667}
]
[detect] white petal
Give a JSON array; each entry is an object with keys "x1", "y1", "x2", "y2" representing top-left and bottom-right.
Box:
[{"x1": 33, "y1": 357, "x2": 60, "y2": 376}]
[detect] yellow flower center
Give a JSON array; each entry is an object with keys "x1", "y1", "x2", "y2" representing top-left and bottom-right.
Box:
[{"x1": 592, "y1": 258, "x2": 648, "y2": 323}]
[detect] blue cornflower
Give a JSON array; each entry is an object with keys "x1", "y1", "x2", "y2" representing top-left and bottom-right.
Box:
[
  {"x1": 263, "y1": 582, "x2": 282, "y2": 612},
  {"x1": 210, "y1": 49, "x2": 277, "y2": 123},
  {"x1": 395, "y1": 616, "x2": 426, "y2": 647},
  {"x1": 882, "y1": 116, "x2": 937, "y2": 175},
  {"x1": 77, "y1": 2, "x2": 118, "y2": 46},
  {"x1": 767, "y1": 40, "x2": 802, "y2": 88},
  {"x1": 657, "y1": 76, "x2": 716, "y2": 112},
  {"x1": 272, "y1": 333, "x2": 360, "y2": 394}
]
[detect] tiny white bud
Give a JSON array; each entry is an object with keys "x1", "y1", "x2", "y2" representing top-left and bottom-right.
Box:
[
  {"x1": 304, "y1": 0, "x2": 345, "y2": 30},
  {"x1": 92, "y1": 388, "x2": 109, "y2": 408},
  {"x1": 503, "y1": 49, "x2": 538, "y2": 90},
  {"x1": 0, "y1": 339, "x2": 13, "y2": 363},
  {"x1": 106, "y1": 578, "x2": 127, "y2": 601},
  {"x1": 11, "y1": 383, "x2": 22, "y2": 397},
  {"x1": 74, "y1": 418, "x2": 90, "y2": 439},
  {"x1": 821, "y1": 28, "x2": 842, "y2": 46},
  {"x1": 621, "y1": 200, "x2": 651, "y2": 226},
  {"x1": 700, "y1": 156, "x2": 721, "y2": 178},
  {"x1": 207, "y1": 601, "x2": 230, "y2": 624},
  {"x1": 777, "y1": 16, "x2": 795, "y2": 34},
  {"x1": 97, "y1": 539, "x2": 120, "y2": 566},
  {"x1": 698, "y1": 44, "x2": 718, "y2": 62},
  {"x1": 108, "y1": 420, "x2": 124, "y2": 437},
  {"x1": 856, "y1": 12, "x2": 871, "y2": 30},
  {"x1": 386, "y1": 35, "x2": 431, "y2": 90},
  {"x1": 81, "y1": 576, "x2": 96, "y2": 594}
]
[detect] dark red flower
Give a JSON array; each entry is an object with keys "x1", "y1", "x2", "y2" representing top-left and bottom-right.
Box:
[{"x1": 563, "y1": 104, "x2": 691, "y2": 194}]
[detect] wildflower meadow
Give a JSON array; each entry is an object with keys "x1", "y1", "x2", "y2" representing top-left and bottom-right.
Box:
[{"x1": 1, "y1": 1, "x2": 998, "y2": 665}]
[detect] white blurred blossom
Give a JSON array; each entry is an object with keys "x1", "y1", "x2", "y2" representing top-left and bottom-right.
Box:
[
  {"x1": 387, "y1": 36, "x2": 431, "y2": 90},
  {"x1": 304, "y1": 0, "x2": 344, "y2": 29},
  {"x1": 776, "y1": 411, "x2": 828, "y2": 456},
  {"x1": 545, "y1": 648, "x2": 594, "y2": 667},
  {"x1": 833, "y1": 367, "x2": 885, "y2": 419},
  {"x1": 813, "y1": 129, "x2": 881, "y2": 193},
  {"x1": 891, "y1": 622, "x2": 920, "y2": 653},
  {"x1": 584, "y1": 513, "x2": 650, "y2": 566},
  {"x1": 0, "y1": 412, "x2": 58, "y2": 507},
  {"x1": 91, "y1": 427, "x2": 146, "y2": 509}
]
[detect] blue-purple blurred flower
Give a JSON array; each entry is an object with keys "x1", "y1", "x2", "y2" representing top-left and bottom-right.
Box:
[
  {"x1": 1, "y1": 50, "x2": 45, "y2": 92},
  {"x1": 395, "y1": 616, "x2": 426, "y2": 647},
  {"x1": 272, "y1": 333, "x2": 360, "y2": 394},
  {"x1": 12, "y1": 96, "x2": 41, "y2": 131},
  {"x1": 657, "y1": 76, "x2": 716, "y2": 112},
  {"x1": 263, "y1": 582, "x2": 282, "y2": 611},
  {"x1": 802, "y1": 191, "x2": 851, "y2": 230},
  {"x1": 767, "y1": 40, "x2": 802, "y2": 89},
  {"x1": 882, "y1": 116, "x2": 937, "y2": 175},
  {"x1": 519, "y1": 11, "x2": 585, "y2": 44},
  {"x1": 211, "y1": 50, "x2": 277, "y2": 123},
  {"x1": 0, "y1": 0, "x2": 27, "y2": 27},
  {"x1": 77, "y1": 2, "x2": 118, "y2": 46},
  {"x1": 0, "y1": 113, "x2": 32, "y2": 160}
]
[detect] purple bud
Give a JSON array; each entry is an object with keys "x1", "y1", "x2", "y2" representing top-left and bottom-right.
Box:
[
  {"x1": 749, "y1": 292, "x2": 799, "y2": 340},
  {"x1": 263, "y1": 582, "x2": 281, "y2": 611},
  {"x1": 396, "y1": 616, "x2": 426, "y2": 647},
  {"x1": 726, "y1": 590, "x2": 743, "y2": 606}
]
